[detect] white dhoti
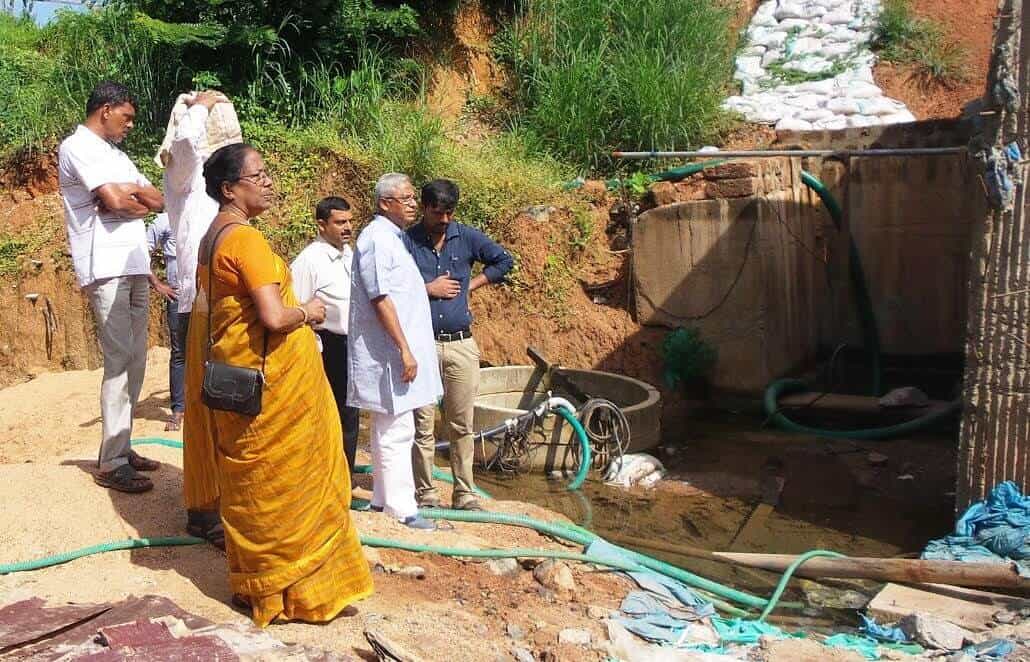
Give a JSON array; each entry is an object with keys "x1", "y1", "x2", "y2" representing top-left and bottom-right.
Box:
[{"x1": 370, "y1": 409, "x2": 419, "y2": 520}]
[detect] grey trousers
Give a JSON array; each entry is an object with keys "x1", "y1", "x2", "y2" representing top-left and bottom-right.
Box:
[{"x1": 87, "y1": 275, "x2": 150, "y2": 471}]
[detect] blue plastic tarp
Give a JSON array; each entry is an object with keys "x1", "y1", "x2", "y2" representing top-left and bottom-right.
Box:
[{"x1": 922, "y1": 481, "x2": 1030, "y2": 576}]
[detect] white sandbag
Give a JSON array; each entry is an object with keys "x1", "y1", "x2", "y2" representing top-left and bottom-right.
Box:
[
  {"x1": 753, "y1": 104, "x2": 787, "y2": 123},
  {"x1": 751, "y1": 28, "x2": 788, "y2": 48},
  {"x1": 783, "y1": 57, "x2": 833, "y2": 74},
  {"x1": 797, "y1": 78, "x2": 840, "y2": 95},
  {"x1": 736, "y1": 56, "x2": 764, "y2": 78},
  {"x1": 776, "y1": 116, "x2": 814, "y2": 131},
  {"x1": 789, "y1": 37, "x2": 825, "y2": 56},
  {"x1": 637, "y1": 471, "x2": 664, "y2": 489},
  {"x1": 781, "y1": 93, "x2": 827, "y2": 109},
  {"x1": 847, "y1": 114, "x2": 880, "y2": 127},
  {"x1": 762, "y1": 49, "x2": 784, "y2": 66},
  {"x1": 604, "y1": 453, "x2": 667, "y2": 488},
  {"x1": 822, "y1": 9, "x2": 853, "y2": 24},
  {"x1": 814, "y1": 116, "x2": 849, "y2": 130},
  {"x1": 826, "y1": 97, "x2": 862, "y2": 114},
  {"x1": 836, "y1": 80, "x2": 882, "y2": 98},
  {"x1": 860, "y1": 97, "x2": 905, "y2": 116},
  {"x1": 827, "y1": 27, "x2": 863, "y2": 42},
  {"x1": 821, "y1": 41, "x2": 857, "y2": 57},
  {"x1": 798, "y1": 108, "x2": 836, "y2": 121},
  {"x1": 773, "y1": 3, "x2": 807, "y2": 20},
  {"x1": 779, "y1": 18, "x2": 810, "y2": 30},
  {"x1": 883, "y1": 110, "x2": 917, "y2": 124}
]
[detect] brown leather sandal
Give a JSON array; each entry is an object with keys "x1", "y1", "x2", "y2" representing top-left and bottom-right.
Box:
[
  {"x1": 128, "y1": 450, "x2": 160, "y2": 472},
  {"x1": 94, "y1": 464, "x2": 153, "y2": 493}
]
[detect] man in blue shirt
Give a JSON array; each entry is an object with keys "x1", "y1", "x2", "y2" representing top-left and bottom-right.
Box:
[{"x1": 406, "y1": 179, "x2": 514, "y2": 510}]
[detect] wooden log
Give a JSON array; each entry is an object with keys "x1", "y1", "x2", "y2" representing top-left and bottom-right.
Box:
[{"x1": 711, "y1": 552, "x2": 1028, "y2": 589}]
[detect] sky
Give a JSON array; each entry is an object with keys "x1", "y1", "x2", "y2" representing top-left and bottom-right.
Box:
[{"x1": 6, "y1": 1, "x2": 86, "y2": 24}]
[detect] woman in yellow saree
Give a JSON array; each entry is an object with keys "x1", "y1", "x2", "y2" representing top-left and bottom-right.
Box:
[{"x1": 186, "y1": 143, "x2": 372, "y2": 626}]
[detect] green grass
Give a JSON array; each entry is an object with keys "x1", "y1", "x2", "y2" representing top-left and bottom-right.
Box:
[
  {"x1": 497, "y1": 0, "x2": 736, "y2": 172},
  {"x1": 874, "y1": 0, "x2": 966, "y2": 86}
]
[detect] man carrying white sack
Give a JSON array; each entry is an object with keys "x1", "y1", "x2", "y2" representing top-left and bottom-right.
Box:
[{"x1": 154, "y1": 90, "x2": 242, "y2": 549}]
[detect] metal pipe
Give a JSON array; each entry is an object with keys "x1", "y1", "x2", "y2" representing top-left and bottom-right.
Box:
[{"x1": 612, "y1": 147, "x2": 967, "y2": 159}]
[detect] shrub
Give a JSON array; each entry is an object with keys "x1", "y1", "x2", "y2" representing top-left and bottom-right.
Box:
[{"x1": 874, "y1": 0, "x2": 966, "y2": 86}]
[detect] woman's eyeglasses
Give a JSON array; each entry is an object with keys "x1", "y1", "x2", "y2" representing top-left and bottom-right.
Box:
[{"x1": 237, "y1": 170, "x2": 272, "y2": 185}]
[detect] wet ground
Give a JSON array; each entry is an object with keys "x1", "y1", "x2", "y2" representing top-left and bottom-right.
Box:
[{"x1": 475, "y1": 408, "x2": 959, "y2": 627}]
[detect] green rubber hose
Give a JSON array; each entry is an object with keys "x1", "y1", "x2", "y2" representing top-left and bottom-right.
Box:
[
  {"x1": 799, "y1": 170, "x2": 882, "y2": 397},
  {"x1": 0, "y1": 537, "x2": 203, "y2": 574},
  {"x1": 756, "y1": 549, "x2": 844, "y2": 621},
  {"x1": 553, "y1": 405, "x2": 591, "y2": 491},
  {"x1": 764, "y1": 379, "x2": 961, "y2": 440},
  {"x1": 353, "y1": 464, "x2": 493, "y2": 500},
  {"x1": 759, "y1": 172, "x2": 960, "y2": 440}
]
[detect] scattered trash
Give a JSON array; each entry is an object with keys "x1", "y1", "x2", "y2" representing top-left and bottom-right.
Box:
[
  {"x1": 604, "y1": 453, "x2": 666, "y2": 488},
  {"x1": 23, "y1": 293, "x2": 39, "y2": 303}
]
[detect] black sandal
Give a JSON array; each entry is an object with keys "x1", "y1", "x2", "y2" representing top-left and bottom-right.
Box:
[
  {"x1": 186, "y1": 512, "x2": 226, "y2": 551},
  {"x1": 94, "y1": 464, "x2": 153, "y2": 493},
  {"x1": 128, "y1": 450, "x2": 160, "y2": 472}
]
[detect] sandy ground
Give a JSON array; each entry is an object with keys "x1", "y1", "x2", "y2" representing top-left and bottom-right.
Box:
[{"x1": 0, "y1": 349, "x2": 634, "y2": 661}]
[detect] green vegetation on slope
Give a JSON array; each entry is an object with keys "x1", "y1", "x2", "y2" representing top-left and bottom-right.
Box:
[
  {"x1": 874, "y1": 0, "x2": 965, "y2": 86},
  {"x1": 497, "y1": 0, "x2": 736, "y2": 171}
]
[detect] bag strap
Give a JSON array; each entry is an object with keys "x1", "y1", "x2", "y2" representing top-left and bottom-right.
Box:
[{"x1": 205, "y1": 222, "x2": 269, "y2": 374}]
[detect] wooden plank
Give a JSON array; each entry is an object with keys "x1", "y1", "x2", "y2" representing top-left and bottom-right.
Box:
[{"x1": 868, "y1": 582, "x2": 1030, "y2": 631}]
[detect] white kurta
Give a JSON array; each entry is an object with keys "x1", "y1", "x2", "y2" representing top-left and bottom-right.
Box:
[
  {"x1": 347, "y1": 215, "x2": 442, "y2": 415},
  {"x1": 161, "y1": 104, "x2": 219, "y2": 313}
]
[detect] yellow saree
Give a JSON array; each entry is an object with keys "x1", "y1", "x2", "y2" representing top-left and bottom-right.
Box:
[{"x1": 184, "y1": 223, "x2": 372, "y2": 626}]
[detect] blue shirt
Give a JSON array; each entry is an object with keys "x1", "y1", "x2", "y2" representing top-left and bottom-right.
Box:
[
  {"x1": 146, "y1": 212, "x2": 178, "y2": 288},
  {"x1": 405, "y1": 220, "x2": 513, "y2": 334}
]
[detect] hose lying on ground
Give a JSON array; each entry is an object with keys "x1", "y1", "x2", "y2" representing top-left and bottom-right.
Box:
[{"x1": 5, "y1": 438, "x2": 818, "y2": 618}]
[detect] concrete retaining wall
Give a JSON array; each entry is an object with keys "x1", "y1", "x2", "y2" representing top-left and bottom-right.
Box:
[{"x1": 633, "y1": 129, "x2": 983, "y2": 393}]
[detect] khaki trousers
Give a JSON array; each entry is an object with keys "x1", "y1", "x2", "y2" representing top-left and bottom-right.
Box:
[{"x1": 413, "y1": 336, "x2": 479, "y2": 504}]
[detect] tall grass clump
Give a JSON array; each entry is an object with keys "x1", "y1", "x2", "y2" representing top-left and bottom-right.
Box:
[
  {"x1": 498, "y1": 0, "x2": 736, "y2": 172},
  {"x1": 874, "y1": 0, "x2": 965, "y2": 86}
]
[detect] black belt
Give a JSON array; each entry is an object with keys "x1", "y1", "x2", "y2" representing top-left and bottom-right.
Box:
[{"x1": 436, "y1": 328, "x2": 472, "y2": 342}]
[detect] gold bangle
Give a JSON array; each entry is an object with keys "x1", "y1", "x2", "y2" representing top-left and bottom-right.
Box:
[{"x1": 296, "y1": 306, "x2": 309, "y2": 325}]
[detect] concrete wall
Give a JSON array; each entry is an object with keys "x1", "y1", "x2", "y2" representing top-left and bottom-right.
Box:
[{"x1": 633, "y1": 127, "x2": 983, "y2": 393}]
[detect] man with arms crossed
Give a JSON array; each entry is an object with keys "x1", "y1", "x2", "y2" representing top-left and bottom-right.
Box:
[
  {"x1": 348, "y1": 173, "x2": 442, "y2": 529},
  {"x1": 407, "y1": 179, "x2": 513, "y2": 510},
  {"x1": 291, "y1": 196, "x2": 361, "y2": 478},
  {"x1": 58, "y1": 81, "x2": 166, "y2": 493}
]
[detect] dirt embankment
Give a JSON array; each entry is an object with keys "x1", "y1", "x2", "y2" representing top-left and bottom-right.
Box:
[{"x1": 873, "y1": 0, "x2": 997, "y2": 119}]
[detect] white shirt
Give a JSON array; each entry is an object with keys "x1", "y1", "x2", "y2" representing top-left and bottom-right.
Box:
[
  {"x1": 347, "y1": 216, "x2": 442, "y2": 415},
  {"x1": 290, "y1": 236, "x2": 354, "y2": 336},
  {"x1": 58, "y1": 125, "x2": 153, "y2": 288},
  {"x1": 162, "y1": 104, "x2": 219, "y2": 313}
]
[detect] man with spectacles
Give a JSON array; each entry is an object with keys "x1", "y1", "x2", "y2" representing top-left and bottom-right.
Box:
[
  {"x1": 406, "y1": 179, "x2": 513, "y2": 510},
  {"x1": 347, "y1": 173, "x2": 442, "y2": 530}
]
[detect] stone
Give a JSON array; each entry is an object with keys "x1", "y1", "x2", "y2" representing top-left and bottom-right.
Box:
[
  {"x1": 506, "y1": 622, "x2": 526, "y2": 640},
  {"x1": 533, "y1": 560, "x2": 577, "y2": 593},
  {"x1": 704, "y1": 162, "x2": 758, "y2": 180},
  {"x1": 557, "y1": 628, "x2": 592, "y2": 646},
  {"x1": 867, "y1": 451, "x2": 889, "y2": 467},
  {"x1": 587, "y1": 605, "x2": 612, "y2": 619},
  {"x1": 524, "y1": 205, "x2": 550, "y2": 223},
  {"x1": 396, "y1": 565, "x2": 426, "y2": 579},
  {"x1": 363, "y1": 546, "x2": 385, "y2": 572},
  {"x1": 705, "y1": 178, "x2": 756, "y2": 199},
  {"x1": 899, "y1": 613, "x2": 973, "y2": 651},
  {"x1": 512, "y1": 648, "x2": 535, "y2": 662},
  {"x1": 520, "y1": 558, "x2": 542, "y2": 571},
  {"x1": 487, "y1": 558, "x2": 521, "y2": 577}
]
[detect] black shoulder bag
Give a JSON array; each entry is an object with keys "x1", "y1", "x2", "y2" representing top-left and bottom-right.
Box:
[{"x1": 201, "y1": 222, "x2": 268, "y2": 416}]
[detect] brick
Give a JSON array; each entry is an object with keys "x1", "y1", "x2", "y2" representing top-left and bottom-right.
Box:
[
  {"x1": 647, "y1": 181, "x2": 678, "y2": 206},
  {"x1": 579, "y1": 179, "x2": 608, "y2": 200},
  {"x1": 704, "y1": 177, "x2": 755, "y2": 198},
  {"x1": 703, "y1": 162, "x2": 758, "y2": 180},
  {"x1": 674, "y1": 180, "x2": 707, "y2": 201}
]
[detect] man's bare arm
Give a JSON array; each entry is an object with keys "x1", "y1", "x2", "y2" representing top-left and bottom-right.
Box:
[
  {"x1": 94, "y1": 183, "x2": 150, "y2": 218},
  {"x1": 134, "y1": 185, "x2": 165, "y2": 212}
]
